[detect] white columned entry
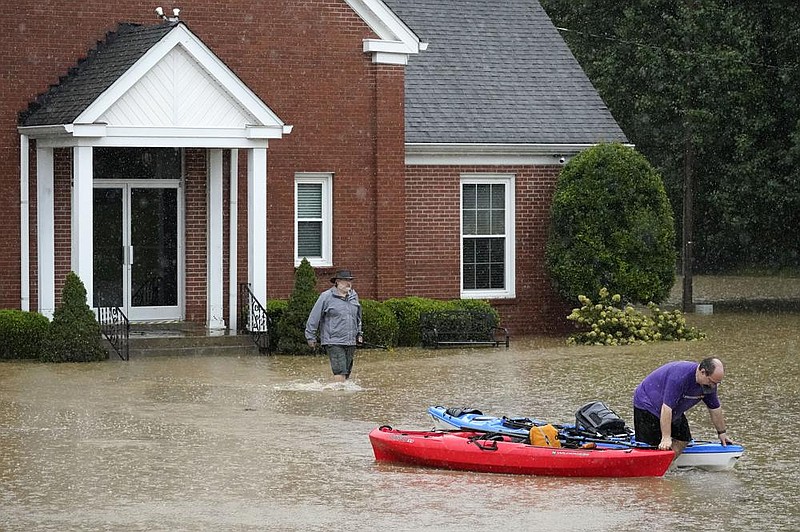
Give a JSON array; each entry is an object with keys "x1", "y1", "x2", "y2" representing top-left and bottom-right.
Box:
[
  {"x1": 207, "y1": 149, "x2": 225, "y2": 330},
  {"x1": 36, "y1": 146, "x2": 55, "y2": 319},
  {"x1": 247, "y1": 147, "x2": 268, "y2": 308},
  {"x1": 71, "y1": 146, "x2": 94, "y2": 307},
  {"x1": 228, "y1": 149, "x2": 239, "y2": 333}
]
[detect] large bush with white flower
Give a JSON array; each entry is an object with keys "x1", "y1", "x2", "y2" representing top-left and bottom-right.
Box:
[{"x1": 567, "y1": 288, "x2": 705, "y2": 345}]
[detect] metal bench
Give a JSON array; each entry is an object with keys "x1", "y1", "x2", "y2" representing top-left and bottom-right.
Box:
[{"x1": 420, "y1": 309, "x2": 509, "y2": 349}]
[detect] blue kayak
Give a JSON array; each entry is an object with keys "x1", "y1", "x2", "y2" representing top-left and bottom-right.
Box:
[{"x1": 428, "y1": 405, "x2": 744, "y2": 471}]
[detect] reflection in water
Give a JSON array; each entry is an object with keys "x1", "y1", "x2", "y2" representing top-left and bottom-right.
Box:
[{"x1": 0, "y1": 312, "x2": 798, "y2": 530}]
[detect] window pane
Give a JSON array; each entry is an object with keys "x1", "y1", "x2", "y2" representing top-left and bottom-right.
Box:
[
  {"x1": 463, "y1": 238, "x2": 475, "y2": 262},
  {"x1": 463, "y1": 210, "x2": 476, "y2": 235},
  {"x1": 476, "y1": 184, "x2": 491, "y2": 208},
  {"x1": 298, "y1": 221, "x2": 322, "y2": 256},
  {"x1": 95, "y1": 147, "x2": 181, "y2": 180},
  {"x1": 492, "y1": 184, "x2": 505, "y2": 208},
  {"x1": 463, "y1": 264, "x2": 476, "y2": 289},
  {"x1": 462, "y1": 184, "x2": 476, "y2": 209},
  {"x1": 297, "y1": 183, "x2": 322, "y2": 218},
  {"x1": 462, "y1": 236, "x2": 505, "y2": 290},
  {"x1": 476, "y1": 210, "x2": 491, "y2": 234},
  {"x1": 491, "y1": 209, "x2": 505, "y2": 234}
]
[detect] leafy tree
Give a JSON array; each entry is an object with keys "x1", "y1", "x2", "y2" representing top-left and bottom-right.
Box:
[
  {"x1": 546, "y1": 143, "x2": 675, "y2": 304},
  {"x1": 540, "y1": 1, "x2": 800, "y2": 273},
  {"x1": 42, "y1": 271, "x2": 107, "y2": 362},
  {"x1": 276, "y1": 258, "x2": 320, "y2": 354}
]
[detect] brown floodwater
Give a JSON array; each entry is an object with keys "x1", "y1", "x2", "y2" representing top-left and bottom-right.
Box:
[{"x1": 1, "y1": 311, "x2": 798, "y2": 531}]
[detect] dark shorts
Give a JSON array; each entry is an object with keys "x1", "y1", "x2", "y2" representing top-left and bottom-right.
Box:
[
  {"x1": 633, "y1": 407, "x2": 692, "y2": 446},
  {"x1": 325, "y1": 345, "x2": 356, "y2": 377}
]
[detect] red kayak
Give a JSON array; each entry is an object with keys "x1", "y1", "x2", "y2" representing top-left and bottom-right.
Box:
[{"x1": 369, "y1": 426, "x2": 674, "y2": 478}]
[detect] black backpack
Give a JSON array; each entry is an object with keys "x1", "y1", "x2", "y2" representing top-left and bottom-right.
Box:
[{"x1": 574, "y1": 401, "x2": 629, "y2": 437}]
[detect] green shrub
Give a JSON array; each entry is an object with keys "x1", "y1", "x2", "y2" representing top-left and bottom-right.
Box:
[
  {"x1": 360, "y1": 299, "x2": 399, "y2": 348},
  {"x1": 383, "y1": 296, "x2": 447, "y2": 346},
  {"x1": 42, "y1": 272, "x2": 108, "y2": 362},
  {"x1": 567, "y1": 287, "x2": 705, "y2": 345},
  {"x1": 266, "y1": 299, "x2": 288, "y2": 350},
  {"x1": 0, "y1": 310, "x2": 50, "y2": 360},
  {"x1": 444, "y1": 299, "x2": 500, "y2": 325},
  {"x1": 546, "y1": 143, "x2": 676, "y2": 305},
  {"x1": 276, "y1": 259, "x2": 321, "y2": 354}
]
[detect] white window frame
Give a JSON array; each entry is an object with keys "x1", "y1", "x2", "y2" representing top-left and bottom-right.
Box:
[
  {"x1": 295, "y1": 172, "x2": 333, "y2": 267},
  {"x1": 460, "y1": 173, "x2": 516, "y2": 299}
]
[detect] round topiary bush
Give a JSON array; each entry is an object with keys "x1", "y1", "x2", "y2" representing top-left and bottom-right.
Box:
[
  {"x1": 546, "y1": 143, "x2": 676, "y2": 305},
  {"x1": 0, "y1": 309, "x2": 50, "y2": 360}
]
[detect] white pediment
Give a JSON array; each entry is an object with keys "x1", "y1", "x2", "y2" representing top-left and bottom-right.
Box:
[
  {"x1": 76, "y1": 23, "x2": 290, "y2": 142},
  {"x1": 98, "y1": 46, "x2": 256, "y2": 128}
]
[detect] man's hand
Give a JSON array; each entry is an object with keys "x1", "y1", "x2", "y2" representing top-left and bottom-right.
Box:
[
  {"x1": 357, "y1": 334, "x2": 363, "y2": 345},
  {"x1": 658, "y1": 436, "x2": 673, "y2": 450},
  {"x1": 718, "y1": 432, "x2": 734, "y2": 446},
  {"x1": 307, "y1": 340, "x2": 317, "y2": 349}
]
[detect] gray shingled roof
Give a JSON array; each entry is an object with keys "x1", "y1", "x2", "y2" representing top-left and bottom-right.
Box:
[
  {"x1": 19, "y1": 22, "x2": 178, "y2": 127},
  {"x1": 382, "y1": 0, "x2": 627, "y2": 144}
]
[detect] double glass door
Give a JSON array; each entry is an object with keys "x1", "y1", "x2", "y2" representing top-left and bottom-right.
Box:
[{"x1": 93, "y1": 182, "x2": 182, "y2": 321}]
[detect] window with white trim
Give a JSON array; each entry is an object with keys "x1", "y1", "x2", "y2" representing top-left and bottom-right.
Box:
[
  {"x1": 461, "y1": 174, "x2": 515, "y2": 298},
  {"x1": 295, "y1": 173, "x2": 332, "y2": 267}
]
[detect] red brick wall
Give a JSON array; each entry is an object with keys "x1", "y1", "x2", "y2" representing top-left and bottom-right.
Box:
[
  {"x1": 0, "y1": 1, "x2": 573, "y2": 336},
  {"x1": 404, "y1": 164, "x2": 572, "y2": 335},
  {"x1": 53, "y1": 149, "x2": 73, "y2": 304},
  {"x1": 184, "y1": 149, "x2": 208, "y2": 322},
  {"x1": 374, "y1": 65, "x2": 406, "y2": 298},
  {"x1": 1, "y1": 1, "x2": 393, "y2": 311}
]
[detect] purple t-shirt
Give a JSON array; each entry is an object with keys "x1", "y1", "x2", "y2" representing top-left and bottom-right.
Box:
[{"x1": 633, "y1": 361, "x2": 720, "y2": 418}]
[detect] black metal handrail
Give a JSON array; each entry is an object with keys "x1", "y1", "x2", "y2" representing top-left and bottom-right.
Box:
[
  {"x1": 98, "y1": 306, "x2": 130, "y2": 360},
  {"x1": 238, "y1": 283, "x2": 270, "y2": 354}
]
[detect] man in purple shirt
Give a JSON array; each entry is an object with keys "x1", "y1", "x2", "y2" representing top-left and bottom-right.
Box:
[{"x1": 633, "y1": 357, "x2": 734, "y2": 458}]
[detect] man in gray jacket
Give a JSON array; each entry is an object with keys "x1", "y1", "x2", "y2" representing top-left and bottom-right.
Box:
[{"x1": 305, "y1": 270, "x2": 363, "y2": 382}]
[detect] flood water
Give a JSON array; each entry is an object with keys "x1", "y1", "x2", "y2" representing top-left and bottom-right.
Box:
[{"x1": 1, "y1": 312, "x2": 798, "y2": 531}]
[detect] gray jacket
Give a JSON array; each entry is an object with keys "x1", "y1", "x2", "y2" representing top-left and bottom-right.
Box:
[{"x1": 305, "y1": 287, "x2": 362, "y2": 345}]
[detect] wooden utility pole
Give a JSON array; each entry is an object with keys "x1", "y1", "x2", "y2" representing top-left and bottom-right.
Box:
[{"x1": 682, "y1": 125, "x2": 694, "y2": 313}]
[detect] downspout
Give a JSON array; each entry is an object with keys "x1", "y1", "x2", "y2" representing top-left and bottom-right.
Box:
[
  {"x1": 19, "y1": 134, "x2": 30, "y2": 311},
  {"x1": 228, "y1": 149, "x2": 238, "y2": 332}
]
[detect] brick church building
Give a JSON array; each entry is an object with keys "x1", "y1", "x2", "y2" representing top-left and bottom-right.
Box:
[{"x1": 0, "y1": 0, "x2": 627, "y2": 335}]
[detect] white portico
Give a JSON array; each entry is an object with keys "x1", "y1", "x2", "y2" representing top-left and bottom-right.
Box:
[{"x1": 18, "y1": 21, "x2": 291, "y2": 328}]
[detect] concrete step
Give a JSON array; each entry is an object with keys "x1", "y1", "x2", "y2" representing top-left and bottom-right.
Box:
[{"x1": 107, "y1": 322, "x2": 264, "y2": 357}]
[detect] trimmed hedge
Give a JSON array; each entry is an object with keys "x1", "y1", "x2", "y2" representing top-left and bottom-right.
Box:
[
  {"x1": 267, "y1": 295, "x2": 500, "y2": 350},
  {"x1": 0, "y1": 310, "x2": 49, "y2": 360},
  {"x1": 360, "y1": 299, "x2": 399, "y2": 348},
  {"x1": 383, "y1": 297, "x2": 447, "y2": 347}
]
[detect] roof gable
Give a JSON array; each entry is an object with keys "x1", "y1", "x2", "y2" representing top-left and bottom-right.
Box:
[
  {"x1": 19, "y1": 22, "x2": 289, "y2": 144},
  {"x1": 96, "y1": 45, "x2": 256, "y2": 128}
]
